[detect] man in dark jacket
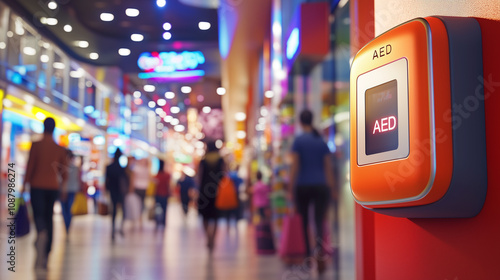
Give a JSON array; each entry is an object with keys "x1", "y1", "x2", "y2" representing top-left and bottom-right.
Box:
[{"x1": 105, "y1": 148, "x2": 128, "y2": 241}]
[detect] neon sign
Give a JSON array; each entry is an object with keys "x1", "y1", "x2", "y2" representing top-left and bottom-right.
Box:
[{"x1": 137, "y1": 51, "x2": 205, "y2": 73}]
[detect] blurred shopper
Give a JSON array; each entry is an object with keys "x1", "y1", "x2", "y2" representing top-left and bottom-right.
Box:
[
  {"x1": 105, "y1": 148, "x2": 128, "y2": 241},
  {"x1": 197, "y1": 141, "x2": 225, "y2": 253},
  {"x1": 249, "y1": 171, "x2": 270, "y2": 221},
  {"x1": 154, "y1": 159, "x2": 170, "y2": 228},
  {"x1": 21, "y1": 117, "x2": 68, "y2": 270},
  {"x1": 177, "y1": 171, "x2": 196, "y2": 216},
  {"x1": 60, "y1": 150, "x2": 83, "y2": 234},
  {"x1": 131, "y1": 158, "x2": 151, "y2": 227},
  {"x1": 289, "y1": 109, "x2": 335, "y2": 274},
  {"x1": 225, "y1": 164, "x2": 243, "y2": 228}
]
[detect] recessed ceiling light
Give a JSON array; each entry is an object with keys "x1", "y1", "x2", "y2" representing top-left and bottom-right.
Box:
[
  {"x1": 46, "y1": 18, "x2": 58, "y2": 25},
  {"x1": 75, "y1": 40, "x2": 89, "y2": 48},
  {"x1": 163, "y1": 22, "x2": 171, "y2": 30},
  {"x1": 170, "y1": 118, "x2": 180, "y2": 125},
  {"x1": 202, "y1": 106, "x2": 211, "y2": 114},
  {"x1": 265, "y1": 90, "x2": 274, "y2": 98},
  {"x1": 165, "y1": 91, "x2": 175, "y2": 99},
  {"x1": 100, "y1": 13, "x2": 114, "y2": 22},
  {"x1": 23, "y1": 47, "x2": 36, "y2": 56},
  {"x1": 170, "y1": 106, "x2": 180, "y2": 114},
  {"x1": 157, "y1": 98, "x2": 167, "y2": 106},
  {"x1": 48, "y1": 1, "x2": 57, "y2": 10},
  {"x1": 174, "y1": 125, "x2": 185, "y2": 132},
  {"x1": 118, "y1": 48, "x2": 131, "y2": 56},
  {"x1": 198, "y1": 21, "x2": 211, "y2": 30},
  {"x1": 163, "y1": 32, "x2": 172, "y2": 40},
  {"x1": 236, "y1": 130, "x2": 247, "y2": 139},
  {"x1": 133, "y1": 91, "x2": 141, "y2": 98},
  {"x1": 89, "y1": 52, "x2": 99, "y2": 60},
  {"x1": 235, "y1": 112, "x2": 247, "y2": 121},
  {"x1": 144, "y1": 85, "x2": 155, "y2": 92},
  {"x1": 131, "y1": 33, "x2": 144, "y2": 42},
  {"x1": 157, "y1": 0, "x2": 166, "y2": 8},
  {"x1": 181, "y1": 86, "x2": 192, "y2": 93},
  {"x1": 148, "y1": 101, "x2": 156, "y2": 108},
  {"x1": 216, "y1": 87, "x2": 226, "y2": 95},
  {"x1": 40, "y1": 54, "x2": 49, "y2": 63},
  {"x1": 63, "y1": 24, "x2": 72, "y2": 32},
  {"x1": 0, "y1": 42, "x2": 6, "y2": 49},
  {"x1": 125, "y1": 8, "x2": 140, "y2": 17},
  {"x1": 53, "y1": 62, "x2": 65, "y2": 69}
]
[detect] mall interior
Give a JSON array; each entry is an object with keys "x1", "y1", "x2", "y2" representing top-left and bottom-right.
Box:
[{"x1": 1, "y1": 0, "x2": 500, "y2": 279}]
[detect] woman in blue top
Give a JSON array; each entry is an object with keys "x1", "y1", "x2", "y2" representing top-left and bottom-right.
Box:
[{"x1": 289, "y1": 109, "x2": 335, "y2": 274}]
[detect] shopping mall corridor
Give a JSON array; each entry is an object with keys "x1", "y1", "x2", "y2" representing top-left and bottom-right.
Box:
[{"x1": 1, "y1": 201, "x2": 337, "y2": 280}]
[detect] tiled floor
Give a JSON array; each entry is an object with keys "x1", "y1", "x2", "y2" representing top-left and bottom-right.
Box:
[{"x1": 1, "y1": 200, "x2": 338, "y2": 280}]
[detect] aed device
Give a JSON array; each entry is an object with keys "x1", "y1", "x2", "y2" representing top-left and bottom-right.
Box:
[{"x1": 350, "y1": 17, "x2": 487, "y2": 218}]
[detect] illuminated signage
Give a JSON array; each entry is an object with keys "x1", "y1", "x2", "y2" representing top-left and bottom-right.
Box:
[
  {"x1": 286, "y1": 28, "x2": 300, "y2": 60},
  {"x1": 365, "y1": 79, "x2": 399, "y2": 155},
  {"x1": 137, "y1": 51, "x2": 205, "y2": 73}
]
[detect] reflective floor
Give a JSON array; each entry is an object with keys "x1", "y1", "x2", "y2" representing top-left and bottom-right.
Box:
[{"x1": 1, "y1": 201, "x2": 337, "y2": 280}]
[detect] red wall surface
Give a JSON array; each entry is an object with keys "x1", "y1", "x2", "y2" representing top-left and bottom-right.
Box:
[{"x1": 353, "y1": 14, "x2": 500, "y2": 279}]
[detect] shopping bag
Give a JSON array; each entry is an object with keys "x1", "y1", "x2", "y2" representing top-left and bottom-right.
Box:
[
  {"x1": 15, "y1": 198, "x2": 30, "y2": 237},
  {"x1": 215, "y1": 176, "x2": 238, "y2": 210},
  {"x1": 279, "y1": 214, "x2": 307, "y2": 264},
  {"x1": 71, "y1": 192, "x2": 88, "y2": 215},
  {"x1": 124, "y1": 193, "x2": 141, "y2": 221},
  {"x1": 256, "y1": 221, "x2": 276, "y2": 255},
  {"x1": 96, "y1": 192, "x2": 109, "y2": 215}
]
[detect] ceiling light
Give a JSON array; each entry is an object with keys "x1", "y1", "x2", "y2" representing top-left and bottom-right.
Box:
[
  {"x1": 70, "y1": 69, "x2": 84, "y2": 78},
  {"x1": 134, "y1": 98, "x2": 143, "y2": 105},
  {"x1": 163, "y1": 32, "x2": 172, "y2": 40},
  {"x1": 133, "y1": 91, "x2": 141, "y2": 98},
  {"x1": 53, "y1": 62, "x2": 65, "y2": 69},
  {"x1": 236, "y1": 131, "x2": 247, "y2": 139},
  {"x1": 148, "y1": 101, "x2": 156, "y2": 108},
  {"x1": 46, "y1": 18, "x2": 58, "y2": 25},
  {"x1": 131, "y1": 33, "x2": 144, "y2": 42},
  {"x1": 157, "y1": 123, "x2": 164, "y2": 129},
  {"x1": 76, "y1": 40, "x2": 89, "y2": 48},
  {"x1": 118, "y1": 48, "x2": 131, "y2": 56},
  {"x1": 63, "y1": 24, "x2": 72, "y2": 32},
  {"x1": 198, "y1": 21, "x2": 211, "y2": 30},
  {"x1": 202, "y1": 106, "x2": 211, "y2": 114},
  {"x1": 235, "y1": 112, "x2": 246, "y2": 121},
  {"x1": 265, "y1": 90, "x2": 274, "y2": 98},
  {"x1": 144, "y1": 85, "x2": 155, "y2": 92},
  {"x1": 181, "y1": 86, "x2": 192, "y2": 93},
  {"x1": 216, "y1": 87, "x2": 226, "y2": 95},
  {"x1": 0, "y1": 42, "x2": 6, "y2": 49},
  {"x1": 89, "y1": 52, "x2": 99, "y2": 60},
  {"x1": 157, "y1": 98, "x2": 167, "y2": 106},
  {"x1": 165, "y1": 91, "x2": 175, "y2": 99},
  {"x1": 125, "y1": 8, "x2": 140, "y2": 17},
  {"x1": 170, "y1": 118, "x2": 180, "y2": 126},
  {"x1": 23, "y1": 47, "x2": 36, "y2": 56},
  {"x1": 260, "y1": 106, "x2": 268, "y2": 116},
  {"x1": 6, "y1": 31, "x2": 13, "y2": 37},
  {"x1": 48, "y1": 1, "x2": 57, "y2": 10},
  {"x1": 3, "y1": 99, "x2": 13, "y2": 108},
  {"x1": 157, "y1": 0, "x2": 166, "y2": 8},
  {"x1": 43, "y1": 42, "x2": 50, "y2": 48},
  {"x1": 174, "y1": 125, "x2": 185, "y2": 132},
  {"x1": 272, "y1": 22, "x2": 282, "y2": 36},
  {"x1": 170, "y1": 106, "x2": 180, "y2": 114},
  {"x1": 100, "y1": 13, "x2": 114, "y2": 22},
  {"x1": 163, "y1": 22, "x2": 171, "y2": 30},
  {"x1": 35, "y1": 112, "x2": 46, "y2": 121},
  {"x1": 155, "y1": 108, "x2": 163, "y2": 114},
  {"x1": 164, "y1": 115, "x2": 173, "y2": 123}
]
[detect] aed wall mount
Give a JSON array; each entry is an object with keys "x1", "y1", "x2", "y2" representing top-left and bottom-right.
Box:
[{"x1": 349, "y1": 16, "x2": 487, "y2": 218}]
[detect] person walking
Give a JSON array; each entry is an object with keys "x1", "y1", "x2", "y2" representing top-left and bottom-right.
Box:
[
  {"x1": 154, "y1": 159, "x2": 170, "y2": 229},
  {"x1": 177, "y1": 171, "x2": 195, "y2": 217},
  {"x1": 130, "y1": 157, "x2": 151, "y2": 228},
  {"x1": 197, "y1": 141, "x2": 225, "y2": 253},
  {"x1": 249, "y1": 171, "x2": 270, "y2": 221},
  {"x1": 60, "y1": 150, "x2": 83, "y2": 235},
  {"x1": 21, "y1": 117, "x2": 68, "y2": 271},
  {"x1": 288, "y1": 109, "x2": 335, "y2": 275},
  {"x1": 105, "y1": 148, "x2": 128, "y2": 241}
]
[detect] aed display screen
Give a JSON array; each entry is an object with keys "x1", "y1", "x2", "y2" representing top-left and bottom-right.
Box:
[{"x1": 365, "y1": 79, "x2": 399, "y2": 155}]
